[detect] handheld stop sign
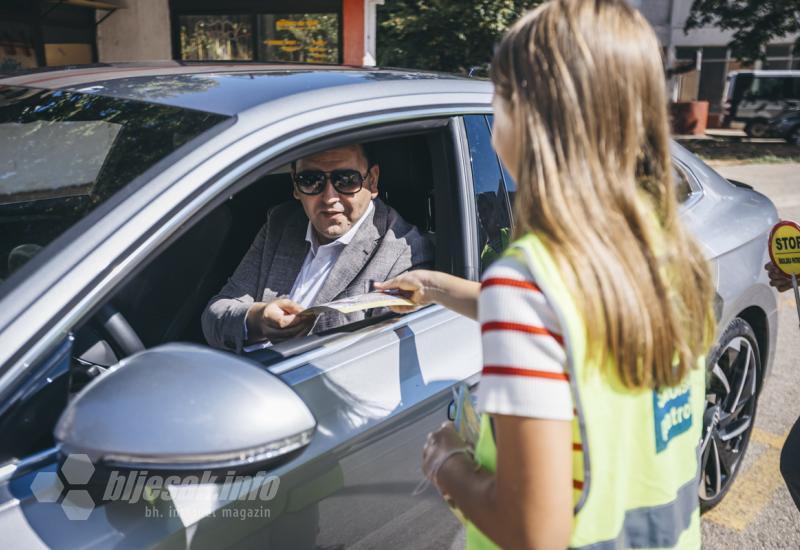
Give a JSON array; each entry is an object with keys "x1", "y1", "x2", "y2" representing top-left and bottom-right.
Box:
[{"x1": 769, "y1": 220, "x2": 800, "y2": 326}]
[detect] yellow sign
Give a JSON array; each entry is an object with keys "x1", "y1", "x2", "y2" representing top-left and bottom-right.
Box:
[
  {"x1": 276, "y1": 18, "x2": 320, "y2": 31},
  {"x1": 769, "y1": 220, "x2": 800, "y2": 276},
  {"x1": 264, "y1": 39, "x2": 299, "y2": 47}
]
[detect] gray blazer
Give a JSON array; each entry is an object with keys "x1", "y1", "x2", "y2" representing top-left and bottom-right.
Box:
[{"x1": 202, "y1": 198, "x2": 433, "y2": 352}]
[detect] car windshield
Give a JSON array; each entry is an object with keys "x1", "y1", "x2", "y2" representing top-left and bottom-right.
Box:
[{"x1": 0, "y1": 86, "x2": 227, "y2": 285}]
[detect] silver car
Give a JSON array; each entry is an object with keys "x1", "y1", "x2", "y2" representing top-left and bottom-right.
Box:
[{"x1": 0, "y1": 63, "x2": 779, "y2": 548}]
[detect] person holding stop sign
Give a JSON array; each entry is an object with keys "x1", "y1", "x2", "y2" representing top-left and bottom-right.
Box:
[{"x1": 767, "y1": 220, "x2": 800, "y2": 510}]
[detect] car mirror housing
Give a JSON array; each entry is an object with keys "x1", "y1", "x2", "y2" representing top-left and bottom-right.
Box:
[{"x1": 54, "y1": 343, "x2": 315, "y2": 474}]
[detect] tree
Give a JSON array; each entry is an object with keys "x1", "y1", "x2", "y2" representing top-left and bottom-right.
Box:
[
  {"x1": 685, "y1": 0, "x2": 800, "y2": 63},
  {"x1": 377, "y1": 0, "x2": 541, "y2": 73}
]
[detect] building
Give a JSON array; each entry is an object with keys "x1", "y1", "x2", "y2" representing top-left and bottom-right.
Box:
[
  {"x1": 0, "y1": 0, "x2": 384, "y2": 73},
  {"x1": 637, "y1": 0, "x2": 799, "y2": 124},
  {"x1": 0, "y1": 0, "x2": 102, "y2": 72},
  {"x1": 2, "y1": 0, "x2": 796, "y2": 121}
]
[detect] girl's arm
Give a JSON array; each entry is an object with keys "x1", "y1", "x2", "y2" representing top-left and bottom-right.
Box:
[
  {"x1": 374, "y1": 270, "x2": 481, "y2": 320},
  {"x1": 429, "y1": 415, "x2": 573, "y2": 550}
]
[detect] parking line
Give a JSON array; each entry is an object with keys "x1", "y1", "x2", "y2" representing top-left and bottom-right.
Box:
[
  {"x1": 751, "y1": 428, "x2": 786, "y2": 450},
  {"x1": 703, "y1": 428, "x2": 786, "y2": 531}
]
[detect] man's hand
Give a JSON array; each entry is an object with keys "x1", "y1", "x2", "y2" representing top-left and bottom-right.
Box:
[
  {"x1": 765, "y1": 262, "x2": 793, "y2": 293},
  {"x1": 246, "y1": 298, "x2": 314, "y2": 343}
]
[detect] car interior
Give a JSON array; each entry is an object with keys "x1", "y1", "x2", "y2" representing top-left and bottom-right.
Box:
[{"x1": 101, "y1": 133, "x2": 441, "y2": 352}]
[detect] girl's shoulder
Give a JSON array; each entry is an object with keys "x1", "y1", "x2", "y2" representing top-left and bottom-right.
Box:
[{"x1": 480, "y1": 253, "x2": 536, "y2": 286}]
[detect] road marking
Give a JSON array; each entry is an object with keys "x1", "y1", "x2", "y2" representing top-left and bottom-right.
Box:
[
  {"x1": 704, "y1": 428, "x2": 786, "y2": 531},
  {"x1": 751, "y1": 428, "x2": 786, "y2": 450}
]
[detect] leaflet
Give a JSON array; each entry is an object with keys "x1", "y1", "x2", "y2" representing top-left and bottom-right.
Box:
[
  {"x1": 298, "y1": 291, "x2": 415, "y2": 317},
  {"x1": 243, "y1": 291, "x2": 414, "y2": 353}
]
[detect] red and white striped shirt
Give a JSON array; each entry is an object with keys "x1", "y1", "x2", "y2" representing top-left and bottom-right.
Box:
[{"x1": 476, "y1": 256, "x2": 574, "y2": 420}]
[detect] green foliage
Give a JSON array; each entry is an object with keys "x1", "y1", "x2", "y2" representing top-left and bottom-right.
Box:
[
  {"x1": 377, "y1": 0, "x2": 542, "y2": 73},
  {"x1": 686, "y1": 0, "x2": 800, "y2": 63}
]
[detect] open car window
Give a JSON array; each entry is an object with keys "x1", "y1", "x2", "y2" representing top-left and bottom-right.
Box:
[{"x1": 65, "y1": 121, "x2": 460, "y2": 365}]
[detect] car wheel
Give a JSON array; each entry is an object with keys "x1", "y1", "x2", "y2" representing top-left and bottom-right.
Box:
[
  {"x1": 699, "y1": 317, "x2": 761, "y2": 511},
  {"x1": 787, "y1": 126, "x2": 800, "y2": 145},
  {"x1": 744, "y1": 120, "x2": 770, "y2": 138}
]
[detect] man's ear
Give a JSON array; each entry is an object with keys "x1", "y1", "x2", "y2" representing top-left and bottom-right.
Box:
[{"x1": 368, "y1": 164, "x2": 380, "y2": 198}]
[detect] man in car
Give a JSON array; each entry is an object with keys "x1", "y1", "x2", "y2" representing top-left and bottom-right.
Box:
[{"x1": 202, "y1": 143, "x2": 433, "y2": 352}]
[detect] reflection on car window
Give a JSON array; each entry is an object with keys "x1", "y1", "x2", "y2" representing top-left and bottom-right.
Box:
[
  {"x1": 464, "y1": 115, "x2": 512, "y2": 273},
  {"x1": 486, "y1": 114, "x2": 516, "y2": 212},
  {"x1": 0, "y1": 86, "x2": 227, "y2": 283}
]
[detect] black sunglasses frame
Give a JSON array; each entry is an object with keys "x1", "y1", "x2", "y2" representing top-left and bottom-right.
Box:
[{"x1": 292, "y1": 169, "x2": 371, "y2": 196}]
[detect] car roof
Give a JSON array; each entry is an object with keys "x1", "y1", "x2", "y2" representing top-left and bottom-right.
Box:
[{"x1": 0, "y1": 62, "x2": 491, "y2": 116}]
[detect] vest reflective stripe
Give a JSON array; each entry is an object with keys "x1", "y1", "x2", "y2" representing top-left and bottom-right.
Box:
[
  {"x1": 573, "y1": 467, "x2": 700, "y2": 550},
  {"x1": 465, "y1": 233, "x2": 704, "y2": 550}
]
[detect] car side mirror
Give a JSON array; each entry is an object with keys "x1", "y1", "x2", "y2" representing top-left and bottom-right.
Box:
[{"x1": 55, "y1": 343, "x2": 315, "y2": 474}]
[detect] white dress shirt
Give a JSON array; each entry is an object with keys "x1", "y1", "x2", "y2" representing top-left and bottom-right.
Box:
[
  {"x1": 288, "y1": 199, "x2": 374, "y2": 307},
  {"x1": 243, "y1": 201, "x2": 374, "y2": 347}
]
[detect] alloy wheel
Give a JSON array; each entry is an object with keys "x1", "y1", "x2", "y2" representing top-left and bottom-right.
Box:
[{"x1": 700, "y1": 333, "x2": 759, "y2": 506}]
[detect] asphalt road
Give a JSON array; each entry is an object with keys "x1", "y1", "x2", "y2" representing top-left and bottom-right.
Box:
[{"x1": 701, "y1": 163, "x2": 800, "y2": 549}]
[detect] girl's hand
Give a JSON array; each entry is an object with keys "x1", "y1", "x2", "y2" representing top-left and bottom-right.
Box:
[
  {"x1": 421, "y1": 421, "x2": 468, "y2": 491},
  {"x1": 374, "y1": 270, "x2": 438, "y2": 313}
]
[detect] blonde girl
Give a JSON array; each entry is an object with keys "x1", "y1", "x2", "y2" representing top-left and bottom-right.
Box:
[{"x1": 376, "y1": 0, "x2": 715, "y2": 548}]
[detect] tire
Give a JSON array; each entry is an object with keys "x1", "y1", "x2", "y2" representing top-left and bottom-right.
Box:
[
  {"x1": 744, "y1": 119, "x2": 770, "y2": 138},
  {"x1": 699, "y1": 317, "x2": 762, "y2": 511},
  {"x1": 787, "y1": 126, "x2": 800, "y2": 145}
]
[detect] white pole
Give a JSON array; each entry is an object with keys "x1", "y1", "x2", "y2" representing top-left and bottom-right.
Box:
[
  {"x1": 363, "y1": 0, "x2": 385, "y2": 66},
  {"x1": 793, "y1": 274, "x2": 800, "y2": 328}
]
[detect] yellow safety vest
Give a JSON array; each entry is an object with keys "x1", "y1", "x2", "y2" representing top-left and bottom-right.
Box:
[{"x1": 466, "y1": 233, "x2": 705, "y2": 550}]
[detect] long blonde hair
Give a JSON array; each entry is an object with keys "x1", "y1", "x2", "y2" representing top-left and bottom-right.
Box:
[{"x1": 490, "y1": 0, "x2": 715, "y2": 389}]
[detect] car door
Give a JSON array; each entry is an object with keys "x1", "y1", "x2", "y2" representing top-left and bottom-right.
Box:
[
  {"x1": 237, "y1": 112, "x2": 515, "y2": 550},
  {"x1": 0, "y1": 103, "x2": 491, "y2": 549},
  {"x1": 187, "y1": 116, "x2": 487, "y2": 549}
]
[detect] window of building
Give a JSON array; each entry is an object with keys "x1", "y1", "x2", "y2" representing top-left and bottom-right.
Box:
[
  {"x1": 701, "y1": 47, "x2": 728, "y2": 61},
  {"x1": 675, "y1": 47, "x2": 698, "y2": 61},
  {"x1": 0, "y1": 21, "x2": 38, "y2": 72},
  {"x1": 764, "y1": 44, "x2": 793, "y2": 70},
  {"x1": 259, "y1": 13, "x2": 339, "y2": 63},
  {"x1": 174, "y1": 6, "x2": 341, "y2": 64},
  {"x1": 766, "y1": 44, "x2": 792, "y2": 58},
  {"x1": 179, "y1": 15, "x2": 254, "y2": 61}
]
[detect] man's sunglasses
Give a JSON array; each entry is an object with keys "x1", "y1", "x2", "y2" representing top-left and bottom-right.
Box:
[{"x1": 293, "y1": 169, "x2": 369, "y2": 195}]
